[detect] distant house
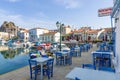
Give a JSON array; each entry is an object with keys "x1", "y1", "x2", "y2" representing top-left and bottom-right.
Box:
[
  {"x1": 0, "y1": 32, "x2": 14, "y2": 40},
  {"x1": 0, "y1": 32, "x2": 9, "y2": 40},
  {"x1": 39, "y1": 31, "x2": 60, "y2": 43},
  {"x1": 62, "y1": 25, "x2": 72, "y2": 34},
  {"x1": 18, "y1": 29, "x2": 29, "y2": 42},
  {"x1": 29, "y1": 28, "x2": 49, "y2": 42},
  {"x1": 87, "y1": 29, "x2": 100, "y2": 41}
]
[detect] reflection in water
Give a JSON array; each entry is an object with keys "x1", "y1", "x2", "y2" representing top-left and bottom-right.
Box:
[{"x1": 0, "y1": 48, "x2": 29, "y2": 59}]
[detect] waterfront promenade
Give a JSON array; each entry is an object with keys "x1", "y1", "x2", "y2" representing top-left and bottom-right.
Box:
[{"x1": 0, "y1": 44, "x2": 97, "y2": 80}]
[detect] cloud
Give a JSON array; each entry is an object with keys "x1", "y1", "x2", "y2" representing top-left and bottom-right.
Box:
[
  {"x1": 0, "y1": 9, "x2": 56, "y2": 29},
  {"x1": 55, "y1": 0, "x2": 81, "y2": 9}
]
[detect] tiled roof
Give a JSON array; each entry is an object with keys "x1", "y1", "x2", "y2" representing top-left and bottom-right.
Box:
[
  {"x1": 24, "y1": 30, "x2": 29, "y2": 33},
  {"x1": 73, "y1": 29, "x2": 84, "y2": 33},
  {"x1": 87, "y1": 29, "x2": 100, "y2": 34},
  {"x1": 103, "y1": 28, "x2": 112, "y2": 32}
]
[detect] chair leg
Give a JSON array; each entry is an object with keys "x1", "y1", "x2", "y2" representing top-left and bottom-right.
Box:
[{"x1": 30, "y1": 72, "x2": 32, "y2": 79}]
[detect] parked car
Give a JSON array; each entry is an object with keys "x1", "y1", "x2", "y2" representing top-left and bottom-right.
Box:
[{"x1": 50, "y1": 43, "x2": 70, "y2": 53}]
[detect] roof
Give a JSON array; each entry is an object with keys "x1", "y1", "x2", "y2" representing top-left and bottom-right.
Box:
[
  {"x1": 73, "y1": 29, "x2": 84, "y2": 33},
  {"x1": 87, "y1": 29, "x2": 100, "y2": 34},
  {"x1": 103, "y1": 28, "x2": 112, "y2": 32},
  {"x1": 30, "y1": 27, "x2": 48, "y2": 30}
]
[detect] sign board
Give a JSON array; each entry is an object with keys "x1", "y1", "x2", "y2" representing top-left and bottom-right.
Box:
[{"x1": 98, "y1": 7, "x2": 112, "y2": 17}]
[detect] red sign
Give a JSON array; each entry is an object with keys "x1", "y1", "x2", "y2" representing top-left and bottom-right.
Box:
[{"x1": 98, "y1": 7, "x2": 112, "y2": 17}]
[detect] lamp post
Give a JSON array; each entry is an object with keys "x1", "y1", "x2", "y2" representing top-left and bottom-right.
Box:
[{"x1": 56, "y1": 21, "x2": 64, "y2": 51}]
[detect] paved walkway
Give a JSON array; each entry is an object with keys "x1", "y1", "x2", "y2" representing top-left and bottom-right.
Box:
[{"x1": 0, "y1": 44, "x2": 97, "y2": 80}]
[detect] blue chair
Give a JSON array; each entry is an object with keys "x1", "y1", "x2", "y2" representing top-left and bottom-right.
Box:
[
  {"x1": 43, "y1": 58, "x2": 54, "y2": 79},
  {"x1": 79, "y1": 46, "x2": 82, "y2": 56},
  {"x1": 75, "y1": 77, "x2": 80, "y2": 80},
  {"x1": 65, "y1": 51, "x2": 72, "y2": 65},
  {"x1": 107, "y1": 44, "x2": 113, "y2": 51},
  {"x1": 29, "y1": 52, "x2": 37, "y2": 59},
  {"x1": 55, "y1": 52, "x2": 64, "y2": 65},
  {"x1": 62, "y1": 50, "x2": 69, "y2": 52},
  {"x1": 39, "y1": 51, "x2": 49, "y2": 58},
  {"x1": 41, "y1": 55, "x2": 49, "y2": 58},
  {"x1": 70, "y1": 48, "x2": 78, "y2": 57},
  {"x1": 93, "y1": 53, "x2": 102, "y2": 67},
  {"x1": 99, "y1": 44, "x2": 105, "y2": 51},
  {"x1": 102, "y1": 54, "x2": 111, "y2": 67},
  {"x1": 28, "y1": 59, "x2": 41, "y2": 80},
  {"x1": 98, "y1": 67, "x2": 115, "y2": 73},
  {"x1": 82, "y1": 64, "x2": 96, "y2": 70}
]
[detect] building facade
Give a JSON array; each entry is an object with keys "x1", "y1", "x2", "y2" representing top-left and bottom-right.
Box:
[
  {"x1": 39, "y1": 32, "x2": 60, "y2": 43},
  {"x1": 29, "y1": 28, "x2": 49, "y2": 42},
  {"x1": 18, "y1": 30, "x2": 29, "y2": 42},
  {"x1": 111, "y1": 0, "x2": 120, "y2": 73}
]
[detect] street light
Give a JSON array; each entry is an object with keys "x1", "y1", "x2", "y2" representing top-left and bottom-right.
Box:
[{"x1": 56, "y1": 21, "x2": 64, "y2": 51}]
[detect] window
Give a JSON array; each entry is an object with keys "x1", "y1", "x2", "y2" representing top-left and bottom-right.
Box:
[{"x1": 115, "y1": 18, "x2": 119, "y2": 23}]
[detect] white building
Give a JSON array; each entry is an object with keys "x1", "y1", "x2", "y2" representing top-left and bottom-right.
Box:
[
  {"x1": 29, "y1": 28, "x2": 49, "y2": 42},
  {"x1": 0, "y1": 32, "x2": 14, "y2": 40},
  {"x1": 39, "y1": 32, "x2": 60, "y2": 43},
  {"x1": 111, "y1": 0, "x2": 120, "y2": 73},
  {"x1": 18, "y1": 30, "x2": 29, "y2": 42}
]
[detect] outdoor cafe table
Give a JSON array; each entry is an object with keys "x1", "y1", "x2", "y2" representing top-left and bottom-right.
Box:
[
  {"x1": 56, "y1": 51, "x2": 69, "y2": 65},
  {"x1": 91, "y1": 51, "x2": 113, "y2": 66},
  {"x1": 65, "y1": 67, "x2": 120, "y2": 80},
  {"x1": 31, "y1": 57, "x2": 53, "y2": 80},
  {"x1": 91, "y1": 51, "x2": 113, "y2": 55}
]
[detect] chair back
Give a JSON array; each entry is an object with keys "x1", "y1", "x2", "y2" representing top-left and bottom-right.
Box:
[
  {"x1": 41, "y1": 55, "x2": 49, "y2": 58},
  {"x1": 102, "y1": 53, "x2": 111, "y2": 67},
  {"x1": 47, "y1": 58, "x2": 54, "y2": 69},
  {"x1": 28, "y1": 59, "x2": 37, "y2": 70},
  {"x1": 46, "y1": 58, "x2": 54, "y2": 79},
  {"x1": 82, "y1": 64, "x2": 96, "y2": 70},
  {"x1": 98, "y1": 67, "x2": 115, "y2": 73},
  {"x1": 29, "y1": 52, "x2": 37, "y2": 59},
  {"x1": 93, "y1": 53, "x2": 102, "y2": 59},
  {"x1": 75, "y1": 77, "x2": 80, "y2": 80},
  {"x1": 28, "y1": 59, "x2": 41, "y2": 80},
  {"x1": 55, "y1": 52, "x2": 62, "y2": 57},
  {"x1": 62, "y1": 50, "x2": 69, "y2": 52},
  {"x1": 102, "y1": 54, "x2": 111, "y2": 59}
]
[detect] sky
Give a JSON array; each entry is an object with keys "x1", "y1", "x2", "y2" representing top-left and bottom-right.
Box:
[{"x1": 0, "y1": 0, "x2": 113, "y2": 30}]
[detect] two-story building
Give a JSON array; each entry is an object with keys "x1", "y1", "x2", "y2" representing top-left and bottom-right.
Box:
[
  {"x1": 18, "y1": 29, "x2": 29, "y2": 42},
  {"x1": 29, "y1": 28, "x2": 49, "y2": 42},
  {"x1": 39, "y1": 31, "x2": 60, "y2": 43}
]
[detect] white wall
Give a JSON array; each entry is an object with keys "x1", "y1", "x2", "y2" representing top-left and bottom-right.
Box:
[
  {"x1": 55, "y1": 32, "x2": 60, "y2": 42},
  {"x1": 115, "y1": 11, "x2": 120, "y2": 73}
]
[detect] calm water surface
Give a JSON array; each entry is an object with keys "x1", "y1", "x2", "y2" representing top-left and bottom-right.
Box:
[{"x1": 0, "y1": 48, "x2": 30, "y2": 74}]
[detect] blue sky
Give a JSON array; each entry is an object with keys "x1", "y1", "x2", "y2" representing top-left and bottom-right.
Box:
[{"x1": 0, "y1": 0, "x2": 113, "y2": 29}]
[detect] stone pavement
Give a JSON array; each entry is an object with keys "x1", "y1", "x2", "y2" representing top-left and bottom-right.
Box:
[{"x1": 0, "y1": 44, "x2": 97, "y2": 80}]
